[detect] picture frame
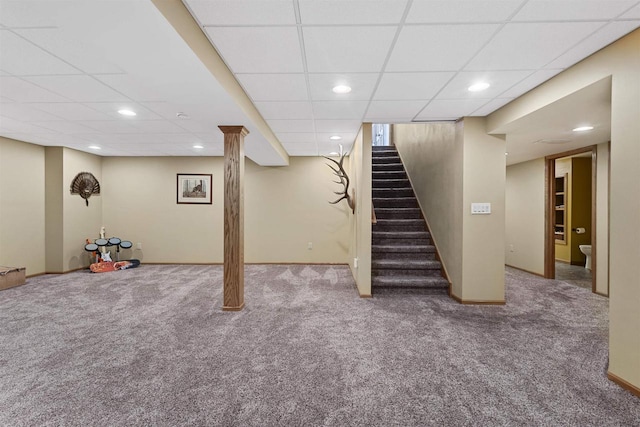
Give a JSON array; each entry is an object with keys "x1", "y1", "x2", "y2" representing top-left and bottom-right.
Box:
[{"x1": 177, "y1": 174, "x2": 212, "y2": 204}]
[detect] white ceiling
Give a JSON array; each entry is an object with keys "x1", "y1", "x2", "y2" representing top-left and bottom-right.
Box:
[
  {"x1": 0, "y1": 0, "x2": 284, "y2": 164},
  {"x1": 499, "y1": 76, "x2": 612, "y2": 166},
  {"x1": 0, "y1": 0, "x2": 638, "y2": 160}
]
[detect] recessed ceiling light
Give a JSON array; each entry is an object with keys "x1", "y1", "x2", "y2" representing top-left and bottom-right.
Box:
[
  {"x1": 118, "y1": 109, "x2": 136, "y2": 116},
  {"x1": 329, "y1": 135, "x2": 342, "y2": 140},
  {"x1": 572, "y1": 126, "x2": 594, "y2": 132},
  {"x1": 332, "y1": 85, "x2": 351, "y2": 94},
  {"x1": 329, "y1": 151, "x2": 339, "y2": 156},
  {"x1": 505, "y1": 152, "x2": 509, "y2": 156},
  {"x1": 176, "y1": 112, "x2": 189, "y2": 119},
  {"x1": 468, "y1": 82, "x2": 490, "y2": 92},
  {"x1": 193, "y1": 144, "x2": 204, "y2": 149},
  {"x1": 88, "y1": 145, "x2": 101, "y2": 150}
]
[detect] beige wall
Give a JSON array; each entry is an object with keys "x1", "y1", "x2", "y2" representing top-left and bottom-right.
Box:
[
  {"x1": 490, "y1": 29, "x2": 640, "y2": 388},
  {"x1": 505, "y1": 158, "x2": 545, "y2": 275},
  {"x1": 394, "y1": 122, "x2": 463, "y2": 294},
  {"x1": 461, "y1": 117, "x2": 506, "y2": 302},
  {"x1": 348, "y1": 125, "x2": 372, "y2": 296},
  {"x1": 0, "y1": 137, "x2": 46, "y2": 276},
  {"x1": 595, "y1": 143, "x2": 610, "y2": 295},
  {"x1": 245, "y1": 157, "x2": 350, "y2": 263},
  {"x1": 102, "y1": 156, "x2": 350, "y2": 264},
  {"x1": 45, "y1": 147, "x2": 64, "y2": 272},
  {"x1": 395, "y1": 119, "x2": 505, "y2": 302},
  {"x1": 63, "y1": 148, "x2": 103, "y2": 271}
]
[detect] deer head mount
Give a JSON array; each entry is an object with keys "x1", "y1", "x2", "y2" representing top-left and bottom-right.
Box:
[{"x1": 323, "y1": 145, "x2": 355, "y2": 213}]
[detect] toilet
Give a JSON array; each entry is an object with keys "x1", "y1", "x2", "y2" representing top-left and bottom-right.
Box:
[{"x1": 579, "y1": 245, "x2": 592, "y2": 270}]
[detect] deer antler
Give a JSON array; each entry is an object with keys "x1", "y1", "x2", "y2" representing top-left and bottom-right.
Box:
[{"x1": 323, "y1": 145, "x2": 355, "y2": 213}]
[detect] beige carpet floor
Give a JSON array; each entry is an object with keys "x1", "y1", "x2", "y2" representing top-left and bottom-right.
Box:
[{"x1": 0, "y1": 265, "x2": 638, "y2": 426}]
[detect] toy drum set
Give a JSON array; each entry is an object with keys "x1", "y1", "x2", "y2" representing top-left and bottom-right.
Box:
[{"x1": 84, "y1": 237, "x2": 133, "y2": 263}]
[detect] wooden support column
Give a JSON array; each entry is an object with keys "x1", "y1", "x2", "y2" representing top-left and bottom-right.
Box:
[{"x1": 219, "y1": 126, "x2": 249, "y2": 311}]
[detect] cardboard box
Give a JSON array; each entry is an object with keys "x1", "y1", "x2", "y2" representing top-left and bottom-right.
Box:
[{"x1": 0, "y1": 266, "x2": 26, "y2": 291}]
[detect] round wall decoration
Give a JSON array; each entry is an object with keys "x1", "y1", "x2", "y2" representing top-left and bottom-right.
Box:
[{"x1": 70, "y1": 172, "x2": 100, "y2": 206}]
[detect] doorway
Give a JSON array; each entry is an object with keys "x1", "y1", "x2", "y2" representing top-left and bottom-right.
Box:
[{"x1": 545, "y1": 146, "x2": 597, "y2": 292}]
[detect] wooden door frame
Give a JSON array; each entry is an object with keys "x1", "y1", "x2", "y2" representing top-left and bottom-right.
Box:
[{"x1": 544, "y1": 145, "x2": 597, "y2": 292}]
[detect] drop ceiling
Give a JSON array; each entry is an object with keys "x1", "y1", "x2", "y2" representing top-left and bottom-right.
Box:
[{"x1": 0, "y1": 1, "x2": 639, "y2": 161}]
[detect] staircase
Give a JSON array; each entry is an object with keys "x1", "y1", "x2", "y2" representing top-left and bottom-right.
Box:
[{"x1": 371, "y1": 145, "x2": 449, "y2": 293}]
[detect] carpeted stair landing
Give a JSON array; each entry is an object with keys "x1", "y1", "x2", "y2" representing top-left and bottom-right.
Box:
[{"x1": 372, "y1": 145, "x2": 449, "y2": 293}]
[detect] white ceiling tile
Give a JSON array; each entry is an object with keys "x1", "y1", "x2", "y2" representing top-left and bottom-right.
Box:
[
  {"x1": 73, "y1": 133, "x2": 122, "y2": 144},
  {"x1": 620, "y1": 3, "x2": 640, "y2": 18},
  {"x1": 546, "y1": 21, "x2": 640, "y2": 69},
  {"x1": 0, "y1": 2, "x2": 69, "y2": 27},
  {"x1": 205, "y1": 27, "x2": 303, "y2": 73},
  {"x1": 277, "y1": 133, "x2": 317, "y2": 144},
  {"x1": 308, "y1": 73, "x2": 379, "y2": 101},
  {"x1": 0, "y1": 76, "x2": 70, "y2": 102},
  {"x1": 0, "y1": 133, "x2": 60, "y2": 144},
  {"x1": 374, "y1": 72, "x2": 455, "y2": 100},
  {"x1": 0, "y1": 103, "x2": 65, "y2": 122},
  {"x1": 314, "y1": 120, "x2": 362, "y2": 133},
  {"x1": 255, "y1": 102, "x2": 313, "y2": 120},
  {"x1": 255, "y1": 102, "x2": 313, "y2": 119},
  {"x1": 169, "y1": 120, "x2": 219, "y2": 133},
  {"x1": 140, "y1": 102, "x2": 247, "y2": 124},
  {"x1": 0, "y1": 116, "x2": 57, "y2": 134},
  {"x1": 130, "y1": 120, "x2": 188, "y2": 134},
  {"x1": 267, "y1": 119, "x2": 315, "y2": 133},
  {"x1": 14, "y1": 28, "x2": 124, "y2": 74},
  {"x1": 312, "y1": 101, "x2": 368, "y2": 119},
  {"x1": 30, "y1": 103, "x2": 112, "y2": 121},
  {"x1": 499, "y1": 69, "x2": 563, "y2": 98},
  {"x1": 81, "y1": 103, "x2": 162, "y2": 121},
  {"x1": 0, "y1": 96, "x2": 15, "y2": 103},
  {"x1": 194, "y1": 133, "x2": 225, "y2": 145},
  {"x1": 512, "y1": 0, "x2": 637, "y2": 21},
  {"x1": 299, "y1": 0, "x2": 407, "y2": 24},
  {"x1": 470, "y1": 98, "x2": 514, "y2": 116},
  {"x1": 186, "y1": 0, "x2": 296, "y2": 25},
  {"x1": 93, "y1": 74, "x2": 170, "y2": 102},
  {"x1": 386, "y1": 25, "x2": 500, "y2": 72},
  {"x1": 76, "y1": 120, "x2": 137, "y2": 133},
  {"x1": 281, "y1": 142, "x2": 318, "y2": 156},
  {"x1": 406, "y1": 0, "x2": 525, "y2": 23},
  {"x1": 31, "y1": 120, "x2": 98, "y2": 134},
  {"x1": 436, "y1": 70, "x2": 533, "y2": 99},
  {"x1": 415, "y1": 99, "x2": 490, "y2": 120},
  {"x1": 237, "y1": 74, "x2": 308, "y2": 101},
  {"x1": 315, "y1": 133, "x2": 357, "y2": 144},
  {"x1": 303, "y1": 27, "x2": 397, "y2": 72},
  {"x1": 159, "y1": 133, "x2": 206, "y2": 145},
  {"x1": 466, "y1": 22, "x2": 606, "y2": 70},
  {"x1": 365, "y1": 100, "x2": 427, "y2": 120},
  {"x1": 24, "y1": 75, "x2": 129, "y2": 102},
  {"x1": 0, "y1": 30, "x2": 81, "y2": 76}
]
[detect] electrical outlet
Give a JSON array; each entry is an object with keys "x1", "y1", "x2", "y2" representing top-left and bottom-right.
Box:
[
  {"x1": 137, "y1": 242, "x2": 142, "y2": 250},
  {"x1": 509, "y1": 244, "x2": 514, "y2": 252},
  {"x1": 307, "y1": 242, "x2": 313, "y2": 250},
  {"x1": 354, "y1": 257, "x2": 359, "y2": 268}
]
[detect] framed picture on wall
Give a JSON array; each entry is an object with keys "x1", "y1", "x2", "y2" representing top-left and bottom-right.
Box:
[{"x1": 177, "y1": 174, "x2": 212, "y2": 204}]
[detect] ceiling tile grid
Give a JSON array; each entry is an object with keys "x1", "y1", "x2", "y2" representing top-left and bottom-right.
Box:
[
  {"x1": 1, "y1": 0, "x2": 639, "y2": 158},
  {"x1": 0, "y1": 1, "x2": 283, "y2": 161},
  {"x1": 189, "y1": 0, "x2": 639, "y2": 156}
]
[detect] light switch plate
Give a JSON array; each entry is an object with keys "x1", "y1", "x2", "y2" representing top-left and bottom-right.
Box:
[{"x1": 471, "y1": 202, "x2": 491, "y2": 215}]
